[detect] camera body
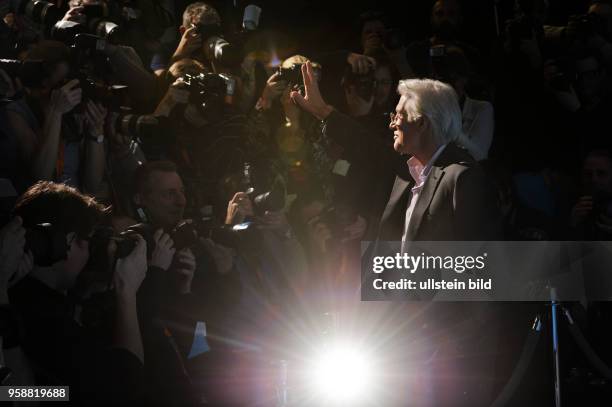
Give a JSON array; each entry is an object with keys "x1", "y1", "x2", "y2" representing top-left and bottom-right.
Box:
[
  {"x1": 277, "y1": 63, "x2": 304, "y2": 89},
  {"x1": 181, "y1": 72, "x2": 236, "y2": 119},
  {"x1": 241, "y1": 162, "x2": 286, "y2": 215}
]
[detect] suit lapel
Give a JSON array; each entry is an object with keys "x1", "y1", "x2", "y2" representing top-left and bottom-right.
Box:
[
  {"x1": 379, "y1": 176, "x2": 413, "y2": 240},
  {"x1": 406, "y1": 165, "x2": 445, "y2": 241},
  {"x1": 381, "y1": 176, "x2": 412, "y2": 221}
]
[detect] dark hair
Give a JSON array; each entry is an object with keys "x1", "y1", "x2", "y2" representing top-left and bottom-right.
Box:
[
  {"x1": 358, "y1": 10, "x2": 389, "y2": 33},
  {"x1": 13, "y1": 181, "x2": 107, "y2": 239},
  {"x1": 23, "y1": 40, "x2": 70, "y2": 79},
  {"x1": 168, "y1": 58, "x2": 207, "y2": 79},
  {"x1": 132, "y1": 161, "x2": 179, "y2": 195}
]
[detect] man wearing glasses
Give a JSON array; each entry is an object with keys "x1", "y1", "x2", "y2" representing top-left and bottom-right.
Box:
[
  {"x1": 291, "y1": 62, "x2": 502, "y2": 407},
  {"x1": 291, "y1": 62, "x2": 500, "y2": 245}
]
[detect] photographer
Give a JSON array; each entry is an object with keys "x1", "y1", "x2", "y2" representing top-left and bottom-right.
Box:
[
  {"x1": 223, "y1": 190, "x2": 311, "y2": 354},
  {"x1": 151, "y1": 1, "x2": 221, "y2": 75},
  {"x1": 570, "y1": 150, "x2": 612, "y2": 240},
  {"x1": 248, "y1": 55, "x2": 334, "y2": 197},
  {"x1": 428, "y1": 45, "x2": 494, "y2": 160},
  {"x1": 406, "y1": 0, "x2": 482, "y2": 78},
  {"x1": 8, "y1": 181, "x2": 147, "y2": 405},
  {"x1": 0, "y1": 41, "x2": 106, "y2": 195},
  {"x1": 571, "y1": 52, "x2": 611, "y2": 153},
  {"x1": 358, "y1": 10, "x2": 413, "y2": 78},
  {"x1": 129, "y1": 160, "x2": 241, "y2": 405}
]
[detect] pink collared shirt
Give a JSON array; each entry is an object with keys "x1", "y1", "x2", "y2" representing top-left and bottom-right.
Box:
[{"x1": 401, "y1": 144, "x2": 447, "y2": 249}]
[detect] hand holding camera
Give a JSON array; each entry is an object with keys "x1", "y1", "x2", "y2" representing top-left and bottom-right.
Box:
[
  {"x1": 49, "y1": 79, "x2": 82, "y2": 115},
  {"x1": 261, "y1": 71, "x2": 287, "y2": 105},
  {"x1": 347, "y1": 53, "x2": 376, "y2": 75},
  {"x1": 62, "y1": 6, "x2": 86, "y2": 24},
  {"x1": 150, "y1": 229, "x2": 176, "y2": 271},
  {"x1": 173, "y1": 25, "x2": 202, "y2": 62},
  {"x1": 84, "y1": 100, "x2": 108, "y2": 136},
  {"x1": 172, "y1": 248, "x2": 196, "y2": 294},
  {"x1": 105, "y1": 112, "x2": 131, "y2": 153},
  {"x1": 113, "y1": 234, "x2": 147, "y2": 298},
  {"x1": 226, "y1": 192, "x2": 255, "y2": 225}
]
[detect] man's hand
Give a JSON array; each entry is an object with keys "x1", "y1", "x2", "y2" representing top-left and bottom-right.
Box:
[
  {"x1": 154, "y1": 78, "x2": 190, "y2": 117},
  {"x1": 151, "y1": 229, "x2": 176, "y2": 270},
  {"x1": 226, "y1": 192, "x2": 254, "y2": 225},
  {"x1": 49, "y1": 79, "x2": 82, "y2": 115},
  {"x1": 172, "y1": 25, "x2": 202, "y2": 62},
  {"x1": 114, "y1": 235, "x2": 148, "y2": 298},
  {"x1": 172, "y1": 248, "x2": 196, "y2": 294},
  {"x1": 62, "y1": 6, "x2": 85, "y2": 23},
  {"x1": 84, "y1": 100, "x2": 107, "y2": 136},
  {"x1": 290, "y1": 61, "x2": 334, "y2": 120},
  {"x1": 570, "y1": 196, "x2": 593, "y2": 228},
  {"x1": 347, "y1": 53, "x2": 376, "y2": 75}
]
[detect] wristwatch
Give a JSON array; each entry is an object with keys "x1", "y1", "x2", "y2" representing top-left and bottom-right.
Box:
[{"x1": 88, "y1": 134, "x2": 105, "y2": 144}]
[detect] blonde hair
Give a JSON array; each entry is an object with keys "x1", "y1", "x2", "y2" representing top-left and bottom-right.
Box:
[{"x1": 281, "y1": 55, "x2": 321, "y2": 69}]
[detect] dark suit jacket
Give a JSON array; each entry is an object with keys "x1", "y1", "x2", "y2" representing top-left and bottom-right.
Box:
[
  {"x1": 379, "y1": 143, "x2": 502, "y2": 242},
  {"x1": 324, "y1": 111, "x2": 504, "y2": 406}
]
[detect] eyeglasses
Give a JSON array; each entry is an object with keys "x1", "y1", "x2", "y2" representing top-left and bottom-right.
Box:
[{"x1": 389, "y1": 112, "x2": 404, "y2": 127}]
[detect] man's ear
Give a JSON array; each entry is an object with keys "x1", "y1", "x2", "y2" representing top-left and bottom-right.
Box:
[
  {"x1": 417, "y1": 115, "x2": 429, "y2": 130},
  {"x1": 179, "y1": 25, "x2": 187, "y2": 35}
]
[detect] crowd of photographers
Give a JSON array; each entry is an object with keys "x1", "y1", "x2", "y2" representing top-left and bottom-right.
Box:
[{"x1": 1, "y1": 0, "x2": 612, "y2": 404}]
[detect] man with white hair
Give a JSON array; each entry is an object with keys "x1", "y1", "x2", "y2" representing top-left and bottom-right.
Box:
[
  {"x1": 291, "y1": 62, "x2": 502, "y2": 406},
  {"x1": 291, "y1": 62, "x2": 500, "y2": 244}
]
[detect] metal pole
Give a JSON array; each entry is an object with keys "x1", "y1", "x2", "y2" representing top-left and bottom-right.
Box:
[{"x1": 551, "y1": 300, "x2": 562, "y2": 407}]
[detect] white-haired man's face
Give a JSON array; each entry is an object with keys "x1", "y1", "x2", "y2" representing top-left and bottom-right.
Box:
[{"x1": 390, "y1": 96, "x2": 426, "y2": 156}]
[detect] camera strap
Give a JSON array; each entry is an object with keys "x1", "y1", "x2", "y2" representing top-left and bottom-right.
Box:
[{"x1": 161, "y1": 323, "x2": 193, "y2": 384}]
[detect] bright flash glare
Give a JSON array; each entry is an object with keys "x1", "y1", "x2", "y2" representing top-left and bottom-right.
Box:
[{"x1": 310, "y1": 345, "x2": 373, "y2": 404}]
